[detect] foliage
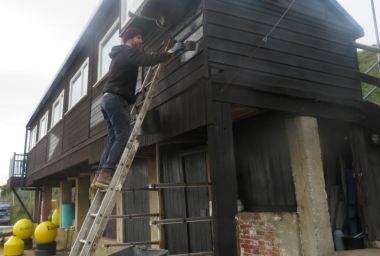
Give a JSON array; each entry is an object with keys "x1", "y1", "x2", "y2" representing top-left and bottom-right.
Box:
[
  {"x1": 0, "y1": 184, "x2": 33, "y2": 224},
  {"x1": 357, "y1": 50, "x2": 380, "y2": 103}
]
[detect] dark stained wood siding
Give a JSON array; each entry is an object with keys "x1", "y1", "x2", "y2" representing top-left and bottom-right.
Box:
[
  {"x1": 62, "y1": 45, "x2": 93, "y2": 153},
  {"x1": 47, "y1": 123, "x2": 63, "y2": 162},
  {"x1": 161, "y1": 148, "x2": 188, "y2": 254},
  {"x1": 26, "y1": 147, "x2": 36, "y2": 175},
  {"x1": 204, "y1": 0, "x2": 362, "y2": 108},
  {"x1": 34, "y1": 137, "x2": 47, "y2": 170},
  {"x1": 140, "y1": 81, "x2": 208, "y2": 147},
  {"x1": 233, "y1": 113, "x2": 297, "y2": 212},
  {"x1": 350, "y1": 127, "x2": 380, "y2": 246},
  {"x1": 183, "y1": 153, "x2": 213, "y2": 253},
  {"x1": 123, "y1": 158, "x2": 151, "y2": 242}
]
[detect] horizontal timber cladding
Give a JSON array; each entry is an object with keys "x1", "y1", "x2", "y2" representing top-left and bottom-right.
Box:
[
  {"x1": 90, "y1": 81, "x2": 107, "y2": 138},
  {"x1": 123, "y1": 158, "x2": 150, "y2": 242},
  {"x1": 142, "y1": 0, "x2": 205, "y2": 95},
  {"x1": 233, "y1": 112, "x2": 297, "y2": 212},
  {"x1": 26, "y1": 147, "x2": 36, "y2": 175},
  {"x1": 204, "y1": 0, "x2": 362, "y2": 107},
  {"x1": 47, "y1": 122, "x2": 63, "y2": 162},
  {"x1": 34, "y1": 137, "x2": 47, "y2": 170},
  {"x1": 139, "y1": 81, "x2": 208, "y2": 147}
]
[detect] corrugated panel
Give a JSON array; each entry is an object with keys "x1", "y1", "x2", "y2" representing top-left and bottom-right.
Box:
[
  {"x1": 233, "y1": 113, "x2": 296, "y2": 212},
  {"x1": 123, "y1": 158, "x2": 151, "y2": 242}
]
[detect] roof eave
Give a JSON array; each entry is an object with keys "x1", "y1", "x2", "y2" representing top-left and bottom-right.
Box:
[
  {"x1": 26, "y1": 0, "x2": 115, "y2": 128},
  {"x1": 325, "y1": 0, "x2": 364, "y2": 39}
]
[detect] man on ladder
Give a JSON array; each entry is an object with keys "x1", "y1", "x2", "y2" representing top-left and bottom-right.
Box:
[{"x1": 91, "y1": 27, "x2": 185, "y2": 190}]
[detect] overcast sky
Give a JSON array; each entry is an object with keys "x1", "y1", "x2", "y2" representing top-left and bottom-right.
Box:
[{"x1": 0, "y1": 0, "x2": 379, "y2": 186}]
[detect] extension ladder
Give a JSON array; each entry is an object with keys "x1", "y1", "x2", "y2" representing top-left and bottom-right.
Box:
[{"x1": 69, "y1": 41, "x2": 171, "y2": 256}]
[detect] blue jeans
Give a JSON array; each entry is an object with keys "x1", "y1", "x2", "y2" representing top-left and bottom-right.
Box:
[{"x1": 96, "y1": 94, "x2": 131, "y2": 173}]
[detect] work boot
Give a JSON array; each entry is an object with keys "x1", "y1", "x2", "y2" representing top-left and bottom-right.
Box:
[
  {"x1": 94, "y1": 171, "x2": 113, "y2": 190},
  {"x1": 90, "y1": 174, "x2": 99, "y2": 190}
]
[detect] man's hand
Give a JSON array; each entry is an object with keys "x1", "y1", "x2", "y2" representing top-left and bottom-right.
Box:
[{"x1": 168, "y1": 42, "x2": 185, "y2": 55}]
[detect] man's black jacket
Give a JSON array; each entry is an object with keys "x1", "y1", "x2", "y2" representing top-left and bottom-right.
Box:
[{"x1": 103, "y1": 45, "x2": 170, "y2": 104}]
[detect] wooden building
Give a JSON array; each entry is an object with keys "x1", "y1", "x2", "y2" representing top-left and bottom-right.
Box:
[{"x1": 7, "y1": 0, "x2": 380, "y2": 255}]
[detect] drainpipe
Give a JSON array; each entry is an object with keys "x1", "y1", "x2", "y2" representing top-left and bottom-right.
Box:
[{"x1": 20, "y1": 126, "x2": 40, "y2": 191}]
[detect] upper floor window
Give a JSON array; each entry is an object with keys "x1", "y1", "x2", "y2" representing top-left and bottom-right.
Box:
[
  {"x1": 29, "y1": 126, "x2": 37, "y2": 151},
  {"x1": 98, "y1": 19, "x2": 120, "y2": 80},
  {"x1": 69, "y1": 59, "x2": 89, "y2": 110},
  {"x1": 51, "y1": 90, "x2": 64, "y2": 127},
  {"x1": 39, "y1": 111, "x2": 49, "y2": 140},
  {"x1": 121, "y1": 0, "x2": 146, "y2": 27}
]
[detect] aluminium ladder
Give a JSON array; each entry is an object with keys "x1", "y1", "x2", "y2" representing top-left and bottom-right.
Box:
[{"x1": 69, "y1": 41, "x2": 171, "y2": 256}]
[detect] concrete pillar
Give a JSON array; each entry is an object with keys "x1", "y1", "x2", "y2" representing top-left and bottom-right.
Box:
[
  {"x1": 285, "y1": 116, "x2": 334, "y2": 256},
  {"x1": 75, "y1": 177, "x2": 90, "y2": 231},
  {"x1": 41, "y1": 186, "x2": 52, "y2": 221},
  {"x1": 60, "y1": 181, "x2": 72, "y2": 228}
]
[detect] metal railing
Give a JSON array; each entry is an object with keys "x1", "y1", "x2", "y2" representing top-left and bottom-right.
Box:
[
  {"x1": 351, "y1": 42, "x2": 380, "y2": 100},
  {"x1": 9, "y1": 153, "x2": 26, "y2": 178}
]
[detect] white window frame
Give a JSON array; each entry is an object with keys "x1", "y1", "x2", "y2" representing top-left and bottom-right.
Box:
[
  {"x1": 51, "y1": 90, "x2": 65, "y2": 129},
  {"x1": 97, "y1": 18, "x2": 121, "y2": 82},
  {"x1": 121, "y1": 0, "x2": 148, "y2": 28},
  {"x1": 68, "y1": 58, "x2": 89, "y2": 111},
  {"x1": 39, "y1": 111, "x2": 49, "y2": 140},
  {"x1": 29, "y1": 126, "x2": 37, "y2": 151}
]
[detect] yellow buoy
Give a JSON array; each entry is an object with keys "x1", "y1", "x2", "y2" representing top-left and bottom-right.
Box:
[
  {"x1": 34, "y1": 221, "x2": 57, "y2": 244},
  {"x1": 52, "y1": 207, "x2": 60, "y2": 227},
  {"x1": 4, "y1": 235, "x2": 24, "y2": 255},
  {"x1": 12, "y1": 219, "x2": 34, "y2": 239}
]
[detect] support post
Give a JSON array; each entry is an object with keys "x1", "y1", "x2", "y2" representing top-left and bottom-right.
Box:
[
  {"x1": 41, "y1": 186, "x2": 52, "y2": 221},
  {"x1": 148, "y1": 158, "x2": 160, "y2": 248},
  {"x1": 285, "y1": 116, "x2": 334, "y2": 256},
  {"x1": 207, "y1": 102, "x2": 237, "y2": 256},
  {"x1": 75, "y1": 177, "x2": 90, "y2": 231},
  {"x1": 116, "y1": 193, "x2": 124, "y2": 243},
  {"x1": 60, "y1": 180, "x2": 72, "y2": 228},
  {"x1": 33, "y1": 190, "x2": 40, "y2": 223}
]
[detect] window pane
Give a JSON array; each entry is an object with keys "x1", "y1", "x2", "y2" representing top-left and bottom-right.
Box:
[
  {"x1": 129, "y1": 0, "x2": 143, "y2": 13},
  {"x1": 70, "y1": 74, "x2": 82, "y2": 108},
  {"x1": 52, "y1": 101, "x2": 60, "y2": 126},
  {"x1": 82, "y1": 64, "x2": 88, "y2": 96},
  {"x1": 121, "y1": 0, "x2": 129, "y2": 24},
  {"x1": 40, "y1": 118, "x2": 46, "y2": 137},
  {"x1": 100, "y1": 29, "x2": 120, "y2": 78}
]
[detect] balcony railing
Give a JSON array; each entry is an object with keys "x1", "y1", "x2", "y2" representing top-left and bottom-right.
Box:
[{"x1": 9, "y1": 153, "x2": 26, "y2": 178}]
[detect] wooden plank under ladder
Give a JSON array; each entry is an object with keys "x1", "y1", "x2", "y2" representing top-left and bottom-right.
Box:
[{"x1": 69, "y1": 41, "x2": 172, "y2": 256}]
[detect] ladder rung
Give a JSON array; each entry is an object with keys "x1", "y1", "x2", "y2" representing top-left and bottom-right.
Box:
[
  {"x1": 149, "y1": 182, "x2": 211, "y2": 189},
  {"x1": 150, "y1": 217, "x2": 212, "y2": 225},
  {"x1": 103, "y1": 241, "x2": 159, "y2": 248},
  {"x1": 143, "y1": 80, "x2": 153, "y2": 89},
  {"x1": 122, "y1": 188, "x2": 158, "y2": 192},
  {"x1": 109, "y1": 213, "x2": 159, "y2": 219},
  {"x1": 170, "y1": 252, "x2": 214, "y2": 256}
]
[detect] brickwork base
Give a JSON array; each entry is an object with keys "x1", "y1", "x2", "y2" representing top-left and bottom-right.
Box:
[{"x1": 236, "y1": 212, "x2": 301, "y2": 256}]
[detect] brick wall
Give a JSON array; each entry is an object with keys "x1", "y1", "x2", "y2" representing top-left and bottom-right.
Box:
[{"x1": 236, "y1": 212, "x2": 301, "y2": 256}]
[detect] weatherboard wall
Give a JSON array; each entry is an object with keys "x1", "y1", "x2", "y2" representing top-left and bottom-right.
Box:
[{"x1": 204, "y1": 0, "x2": 362, "y2": 109}]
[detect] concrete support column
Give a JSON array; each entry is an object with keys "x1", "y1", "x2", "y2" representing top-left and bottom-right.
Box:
[
  {"x1": 60, "y1": 181, "x2": 72, "y2": 228},
  {"x1": 33, "y1": 190, "x2": 40, "y2": 223},
  {"x1": 285, "y1": 116, "x2": 334, "y2": 256},
  {"x1": 75, "y1": 177, "x2": 90, "y2": 231},
  {"x1": 42, "y1": 186, "x2": 52, "y2": 221}
]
